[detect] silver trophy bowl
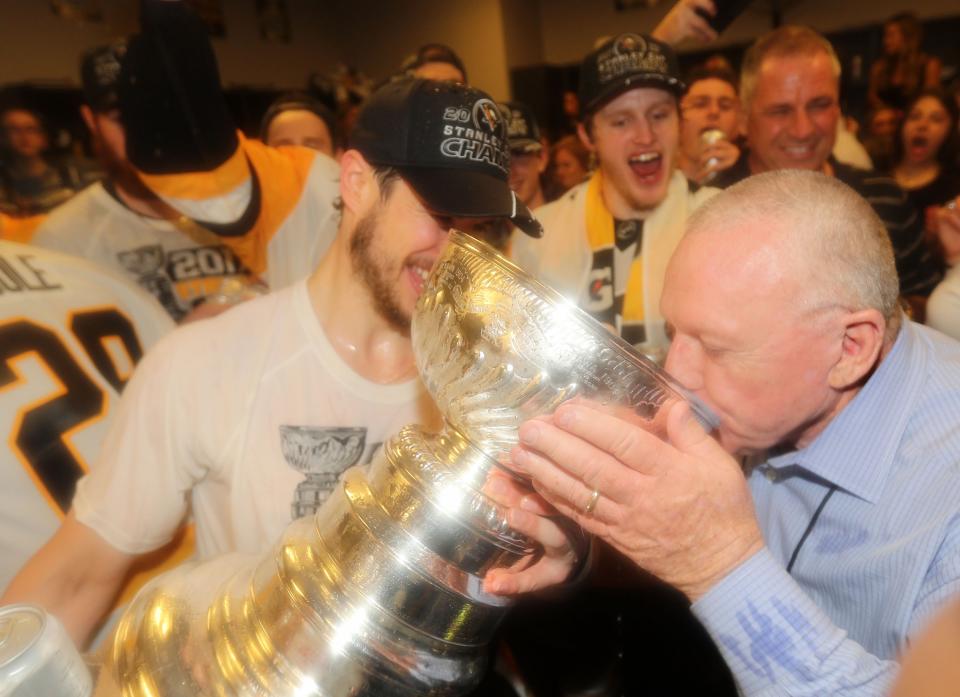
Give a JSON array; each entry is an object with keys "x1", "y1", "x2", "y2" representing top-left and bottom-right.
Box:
[
  {"x1": 414, "y1": 231, "x2": 717, "y2": 452},
  {"x1": 97, "y1": 231, "x2": 716, "y2": 696}
]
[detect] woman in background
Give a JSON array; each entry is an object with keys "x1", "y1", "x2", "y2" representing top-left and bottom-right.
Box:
[
  {"x1": 893, "y1": 90, "x2": 960, "y2": 336},
  {"x1": 868, "y1": 13, "x2": 941, "y2": 113},
  {"x1": 546, "y1": 134, "x2": 590, "y2": 199},
  {"x1": 891, "y1": 89, "x2": 959, "y2": 232}
]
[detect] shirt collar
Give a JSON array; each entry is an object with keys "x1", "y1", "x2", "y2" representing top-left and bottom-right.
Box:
[{"x1": 765, "y1": 319, "x2": 925, "y2": 503}]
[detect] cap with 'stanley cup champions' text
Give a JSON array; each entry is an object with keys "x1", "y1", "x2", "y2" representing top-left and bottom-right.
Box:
[
  {"x1": 499, "y1": 101, "x2": 543, "y2": 154},
  {"x1": 578, "y1": 33, "x2": 684, "y2": 118},
  {"x1": 350, "y1": 78, "x2": 543, "y2": 238}
]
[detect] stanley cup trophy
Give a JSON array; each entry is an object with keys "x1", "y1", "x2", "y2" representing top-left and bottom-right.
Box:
[{"x1": 97, "y1": 231, "x2": 717, "y2": 696}]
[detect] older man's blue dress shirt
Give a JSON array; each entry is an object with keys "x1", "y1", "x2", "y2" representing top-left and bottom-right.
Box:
[{"x1": 692, "y1": 320, "x2": 960, "y2": 695}]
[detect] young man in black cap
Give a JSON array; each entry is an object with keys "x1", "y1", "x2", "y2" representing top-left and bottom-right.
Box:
[
  {"x1": 2, "y1": 75, "x2": 563, "y2": 660},
  {"x1": 511, "y1": 33, "x2": 716, "y2": 361},
  {"x1": 500, "y1": 101, "x2": 548, "y2": 213},
  {"x1": 30, "y1": 38, "x2": 341, "y2": 322}
]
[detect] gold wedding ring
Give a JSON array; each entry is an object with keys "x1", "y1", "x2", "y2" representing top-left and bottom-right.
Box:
[{"x1": 584, "y1": 488, "x2": 600, "y2": 515}]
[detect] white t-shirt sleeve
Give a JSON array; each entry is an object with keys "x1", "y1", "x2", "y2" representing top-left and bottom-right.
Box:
[{"x1": 73, "y1": 327, "x2": 208, "y2": 555}]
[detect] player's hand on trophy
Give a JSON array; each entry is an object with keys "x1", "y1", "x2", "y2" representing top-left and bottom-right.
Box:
[
  {"x1": 509, "y1": 399, "x2": 764, "y2": 602},
  {"x1": 481, "y1": 469, "x2": 586, "y2": 596}
]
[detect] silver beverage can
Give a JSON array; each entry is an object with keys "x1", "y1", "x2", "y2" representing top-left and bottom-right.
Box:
[
  {"x1": 0, "y1": 604, "x2": 92, "y2": 697},
  {"x1": 699, "y1": 128, "x2": 727, "y2": 183},
  {"x1": 700, "y1": 127, "x2": 726, "y2": 148}
]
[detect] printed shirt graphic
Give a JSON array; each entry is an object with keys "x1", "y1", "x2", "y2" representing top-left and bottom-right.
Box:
[
  {"x1": 280, "y1": 425, "x2": 374, "y2": 520},
  {"x1": 31, "y1": 183, "x2": 250, "y2": 321},
  {"x1": 0, "y1": 240, "x2": 193, "y2": 603},
  {"x1": 73, "y1": 280, "x2": 441, "y2": 560},
  {"x1": 113, "y1": 238, "x2": 249, "y2": 321}
]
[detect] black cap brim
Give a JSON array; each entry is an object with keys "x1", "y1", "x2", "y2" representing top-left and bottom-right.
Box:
[
  {"x1": 581, "y1": 74, "x2": 685, "y2": 119},
  {"x1": 398, "y1": 166, "x2": 543, "y2": 238}
]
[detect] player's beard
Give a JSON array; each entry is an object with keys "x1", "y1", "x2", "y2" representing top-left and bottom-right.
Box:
[{"x1": 349, "y1": 207, "x2": 410, "y2": 335}]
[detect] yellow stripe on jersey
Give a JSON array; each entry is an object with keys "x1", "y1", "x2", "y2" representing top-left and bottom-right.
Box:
[
  {"x1": 0, "y1": 213, "x2": 46, "y2": 244},
  {"x1": 134, "y1": 133, "x2": 318, "y2": 278},
  {"x1": 623, "y1": 262, "x2": 644, "y2": 321},
  {"x1": 585, "y1": 170, "x2": 613, "y2": 251},
  {"x1": 584, "y1": 170, "x2": 644, "y2": 324},
  {"x1": 217, "y1": 137, "x2": 319, "y2": 276}
]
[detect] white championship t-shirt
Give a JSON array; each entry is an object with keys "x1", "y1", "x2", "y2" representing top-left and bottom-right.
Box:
[{"x1": 73, "y1": 280, "x2": 440, "y2": 559}]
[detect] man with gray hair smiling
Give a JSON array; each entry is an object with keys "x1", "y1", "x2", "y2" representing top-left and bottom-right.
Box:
[
  {"x1": 712, "y1": 25, "x2": 942, "y2": 311},
  {"x1": 511, "y1": 170, "x2": 960, "y2": 695}
]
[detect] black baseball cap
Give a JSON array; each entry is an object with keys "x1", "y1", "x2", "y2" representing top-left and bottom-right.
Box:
[
  {"x1": 578, "y1": 33, "x2": 684, "y2": 119},
  {"x1": 80, "y1": 40, "x2": 127, "y2": 113},
  {"x1": 498, "y1": 101, "x2": 543, "y2": 154},
  {"x1": 350, "y1": 78, "x2": 542, "y2": 238}
]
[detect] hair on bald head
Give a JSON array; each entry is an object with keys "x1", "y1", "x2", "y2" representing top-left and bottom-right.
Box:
[{"x1": 685, "y1": 170, "x2": 900, "y2": 325}]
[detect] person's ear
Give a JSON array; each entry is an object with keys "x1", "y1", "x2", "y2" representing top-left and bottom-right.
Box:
[
  {"x1": 738, "y1": 104, "x2": 749, "y2": 138},
  {"x1": 338, "y1": 149, "x2": 375, "y2": 216},
  {"x1": 537, "y1": 146, "x2": 550, "y2": 174},
  {"x1": 79, "y1": 105, "x2": 96, "y2": 134},
  {"x1": 827, "y1": 308, "x2": 886, "y2": 390},
  {"x1": 576, "y1": 121, "x2": 595, "y2": 152}
]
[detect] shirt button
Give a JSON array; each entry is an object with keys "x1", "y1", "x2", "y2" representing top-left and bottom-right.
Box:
[{"x1": 764, "y1": 467, "x2": 779, "y2": 482}]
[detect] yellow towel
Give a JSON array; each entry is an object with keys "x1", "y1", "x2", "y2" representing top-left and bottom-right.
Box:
[{"x1": 584, "y1": 171, "x2": 644, "y2": 324}]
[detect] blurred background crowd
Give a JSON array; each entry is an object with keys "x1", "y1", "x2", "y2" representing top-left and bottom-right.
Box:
[{"x1": 1, "y1": 1, "x2": 957, "y2": 225}]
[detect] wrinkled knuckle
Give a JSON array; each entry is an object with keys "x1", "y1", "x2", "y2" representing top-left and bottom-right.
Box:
[
  {"x1": 610, "y1": 428, "x2": 639, "y2": 463},
  {"x1": 583, "y1": 456, "x2": 604, "y2": 488}
]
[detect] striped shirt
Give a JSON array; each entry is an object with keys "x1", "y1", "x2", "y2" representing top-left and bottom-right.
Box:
[
  {"x1": 713, "y1": 154, "x2": 944, "y2": 298},
  {"x1": 833, "y1": 161, "x2": 943, "y2": 297},
  {"x1": 692, "y1": 320, "x2": 960, "y2": 695}
]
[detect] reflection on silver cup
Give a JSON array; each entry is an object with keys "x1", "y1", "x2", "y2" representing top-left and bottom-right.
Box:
[{"x1": 99, "y1": 232, "x2": 716, "y2": 696}]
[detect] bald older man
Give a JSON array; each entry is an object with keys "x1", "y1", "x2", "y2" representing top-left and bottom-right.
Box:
[{"x1": 512, "y1": 170, "x2": 960, "y2": 695}]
